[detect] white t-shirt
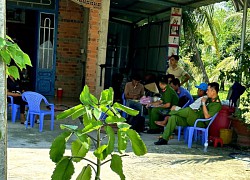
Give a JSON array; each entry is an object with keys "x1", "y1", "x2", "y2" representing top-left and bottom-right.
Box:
[{"x1": 166, "y1": 66, "x2": 187, "y2": 79}]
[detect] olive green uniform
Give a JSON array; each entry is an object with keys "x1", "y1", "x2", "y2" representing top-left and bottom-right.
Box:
[
  {"x1": 148, "y1": 85, "x2": 179, "y2": 130},
  {"x1": 162, "y1": 96, "x2": 222, "y2": 140}
]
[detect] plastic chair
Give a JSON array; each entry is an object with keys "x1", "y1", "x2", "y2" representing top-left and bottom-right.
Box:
[
  {"x1": 7, "y1": 96, "x2": 20, "y2": 123},
  {"x1": 187, "y1": 113, "x2": 218, "y2": 148},
  {"x1": 22, "y1": 91, "x2": 54, "y2": 132},
  {"x1": 176, "y1": 100, "x2": 190, "y2": 141},
  {"x1": 122, "y1": 93, "x2": 127, "y2": 118}
]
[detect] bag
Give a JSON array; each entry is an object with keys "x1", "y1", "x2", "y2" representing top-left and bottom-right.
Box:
[{"x1": 127, "y1": 115, "x2": 145, "y2": 132}]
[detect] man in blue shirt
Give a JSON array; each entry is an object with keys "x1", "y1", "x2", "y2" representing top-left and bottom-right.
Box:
[{"x1": 170, "y1": 78, "x2": 193, "y2": 107}]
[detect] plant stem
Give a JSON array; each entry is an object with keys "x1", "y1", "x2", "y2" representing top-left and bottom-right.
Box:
[{"x1": 95, "y1": 128, "x2": 101, "y2": 180}]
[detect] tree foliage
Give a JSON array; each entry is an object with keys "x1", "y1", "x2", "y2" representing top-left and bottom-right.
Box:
[{"x1": 0, "y1": 35, "x2": 32, "y2": 79}]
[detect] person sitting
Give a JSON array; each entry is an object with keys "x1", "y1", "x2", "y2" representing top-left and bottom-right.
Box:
[
  {"x1": 7, "y1": 75, "x2": 27, "y2": 124},
  {"x1": 146, "y1": 74, "x2": 179, "y2": 134},
  {"x1": 170, "y1": 78, "x2": 194, "y2": 107},
  {"x1": 124, "y1": 74, "x2": 144, "y2": 115},
  {"x1": 154, "y1": 82, "x2": 222, "y2": 145},
  {"x1": 155, "y1": 82, "x2": 208, "y2": 127}
]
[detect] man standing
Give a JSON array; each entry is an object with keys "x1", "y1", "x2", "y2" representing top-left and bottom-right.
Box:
[
  {"x1": 154, "y1": 82, "x2": 222, "y2": 145},
  {"x1": 124, "y1": 74, "x2": 144, "y2": 115},
  {"x1": 166, "y1": 55, "x2": 190, "y2": 86}
]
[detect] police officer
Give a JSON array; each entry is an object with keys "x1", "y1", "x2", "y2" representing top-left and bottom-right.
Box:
[{"x1": 154, "y1": 82, "x2": 222, "y2": 145}]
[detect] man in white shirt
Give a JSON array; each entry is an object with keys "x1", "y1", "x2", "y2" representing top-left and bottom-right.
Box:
[{"x1": 166, "y1": 55, "x2": 190, "y2": 86}]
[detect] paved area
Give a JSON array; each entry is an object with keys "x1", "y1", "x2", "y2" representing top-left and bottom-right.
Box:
[{"x1": 7, "y1": 98, "x2": 250, "y2": 180}]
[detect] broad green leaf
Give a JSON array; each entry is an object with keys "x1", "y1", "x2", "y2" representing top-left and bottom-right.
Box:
[
  {"x1": 82, "y1": 121, "x2": 103, "y2": 134},
  {"x1": 93, "y1": 108, "x2": 102, "y2": 120},
  {"x1": 23, "y1": 53, "x2": 32, "y2": 66},
  {"x1": 85, "y1": 106, "x2": 93, "y2": 121},
  {"x1": 0, "y1": 37, "x2": 6, "y2": 48},
  {"x1": 51, "y1": 157, "x2": 74, "y2": 180},
  {"x1": 110, "y1": 154, "x2": 125, "y2": 180},
  {"x1": 105, "y1": 126, "x2": 115, "y2": 154},
  {"x1": 6, "y1": 66, "x2": 19, "y2": 79},
  {"x1": 77, "y1": 134, "x2": 91, "y2": 145},
  {"x1": 0, "y1": 50, "x2": 11, "y2": 64},
  {"x1": 100, "y1": 105, "x2": 114, "y2": 116},
  {"x1": 79, "y1": 85, "x2": 96, "y2": 107},
  {"x1": 117, "y1": 122, "x2": 131, "y2": 131},
  {"x1": 99, "y1": 88, "x2": 114, "y2": 105},
  {"x1": 107, "y1": 87, "x2": 114, "y2": 104},
  {"x1": 76, "y1": 165, "x2": 92, "y2": 180},
  {"x1": 82, "y1": 113, "x2": 95, "y2": 127},
  {"x1": 71, "y1": 107, "x2": 86, "y2": 120},
  {"x1": 71, "y1": 139, "x2": 90, "y2": 162},
  {"x1": 93, "y1": 144, "x2": 108, "y2": 160},
  {"x1": 60, "y1": 124, "x2": 78, "y2": 131},
  {"x1": 6, "y1": 35, "x2": 14, "y2": 42},
  {"x1": 105, "y1": 116, "x2": 126, "y2": 124},
  {"x1": 117, "y1": 129, "x2": 127, "y2": 154},
  {"x1": 89, "y1": 93, "x2": 98, "y2": 106},
  {"x1": 110, "y1": 106, "x2": 122, "y2": 118},
  {"x1": 56, "y1": 104, "x2": 84, "y2": 120},
  {"x1": 50, "y1": 131, "x2": 72, "y2": 163},
  {"x1": 126, "y1": 129, "x2": 147, "y2": 156},
  {"x1": 113, "y1": 102, "x2": 139, "y2": 116},
  {"x1": 99, "y1": 89, "x2": 109, "y2": 105}
]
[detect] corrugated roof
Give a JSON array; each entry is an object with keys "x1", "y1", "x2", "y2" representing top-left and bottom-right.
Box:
[{"x1": 110, "y1": 0, "x2": 227, "y2": 24}]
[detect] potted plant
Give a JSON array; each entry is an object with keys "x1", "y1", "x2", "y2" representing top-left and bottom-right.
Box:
[
  {"x1": 49, "y1": 85, "x2": 147, "y2": 180},
  {"x1": 226, "y1": 43, "x2": 250, "y2": 147}
]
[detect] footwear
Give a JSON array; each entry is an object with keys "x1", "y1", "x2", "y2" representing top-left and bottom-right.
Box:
[
  {"x1": 147, "y1": 128, "x2": 162, "y2": 134},
  {"x1": 154, "y1": 138, "x2": 168, "y2": 145},
  {"x1": 35, "y1": 119, "x2": 40, "y2": 124},
  {"x1": 22, "y1": 121, "x2": 30, "y2": 125}
]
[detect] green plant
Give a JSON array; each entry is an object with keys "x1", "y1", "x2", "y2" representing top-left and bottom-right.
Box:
[
  {"x1": 0, "y1": 35, "x2": 32, "y2": 79},
  {"x1": 226, "y1": 43, "x2": 250, "y2": 128},
  {"x1": 49, "y1": 85, "x2": 147, "y2": 180}
]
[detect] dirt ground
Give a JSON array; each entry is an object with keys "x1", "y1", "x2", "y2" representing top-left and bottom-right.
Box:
[{"x1": 7, "y1": 114, "x2": 250, "y2": 180}]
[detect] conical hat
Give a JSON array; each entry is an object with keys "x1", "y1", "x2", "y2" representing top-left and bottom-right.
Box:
[{"x1": 144, "y1": 83, "x2": 159, "y2": 93}]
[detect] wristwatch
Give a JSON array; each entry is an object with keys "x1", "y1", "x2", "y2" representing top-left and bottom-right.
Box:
[{"x1": 202, "y1": 102, "x2": 205, "y2": 106}]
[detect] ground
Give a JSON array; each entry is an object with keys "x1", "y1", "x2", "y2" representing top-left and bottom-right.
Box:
[
  {"x1": 6, "y1": 97, "x2": 250, "y2": 179},
  {"x1": 7, "y1": 115, "x2": 250, "y2": 180}
]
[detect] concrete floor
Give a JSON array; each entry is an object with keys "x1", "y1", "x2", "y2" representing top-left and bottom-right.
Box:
[{"x1": 7, "y1": 97, "x2": 250, "y2": 180}]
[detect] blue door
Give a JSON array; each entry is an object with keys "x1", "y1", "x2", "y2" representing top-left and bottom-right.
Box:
[{"x1": 36, "y1": 12, "x2": 56, "y2": 96}]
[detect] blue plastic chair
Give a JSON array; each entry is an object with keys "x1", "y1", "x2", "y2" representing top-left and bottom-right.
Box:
[
  {"x1": 22, "y1": 91, "x2": 55, "y2": 132},
  {"x1": 176, "y1": 100, "x2": 190, "y2": 141},
  {"x1": 7, "y1": 96, "x2": 20, "y2": 123},
  {"x1": 187, "y1": 113, "x2": 218, "y2": 148},
  {"x1": 122, "y1": 93, "x2": 127, "y2": 118}
]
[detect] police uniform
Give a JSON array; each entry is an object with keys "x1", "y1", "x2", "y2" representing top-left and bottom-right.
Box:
[
  {"x1": 148, "y1": 84, "x2": 179, "y2": 130},
  {"x1": 162, "y1": 96, "x2": 222, "y2": 140}
]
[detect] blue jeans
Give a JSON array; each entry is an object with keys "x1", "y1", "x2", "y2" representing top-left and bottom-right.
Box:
[{"x1": 126, "y1": 99, "x2": 143, "y2": 115}]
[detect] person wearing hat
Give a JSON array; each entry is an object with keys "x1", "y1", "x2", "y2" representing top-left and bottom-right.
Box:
[
  {"x1": 155, "y1": 82, "x2": 208, "y2": 127},
  {"x1": 166, "y1": 55, "x2": 190, "y2": 86},
  {"x1": 147, "y1": 74, "x2": 179, "y2": 134},
  {"x1": 154, "y1": 82, "x2": 222, "y2": 145},
  {"x1": 124, "y1": 74, "x2": 144, "y2": 115}
]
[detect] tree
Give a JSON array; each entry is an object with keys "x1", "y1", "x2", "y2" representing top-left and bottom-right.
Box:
[{"x1": 0, "y1": 3, "x2": 31, "y2": 179}]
